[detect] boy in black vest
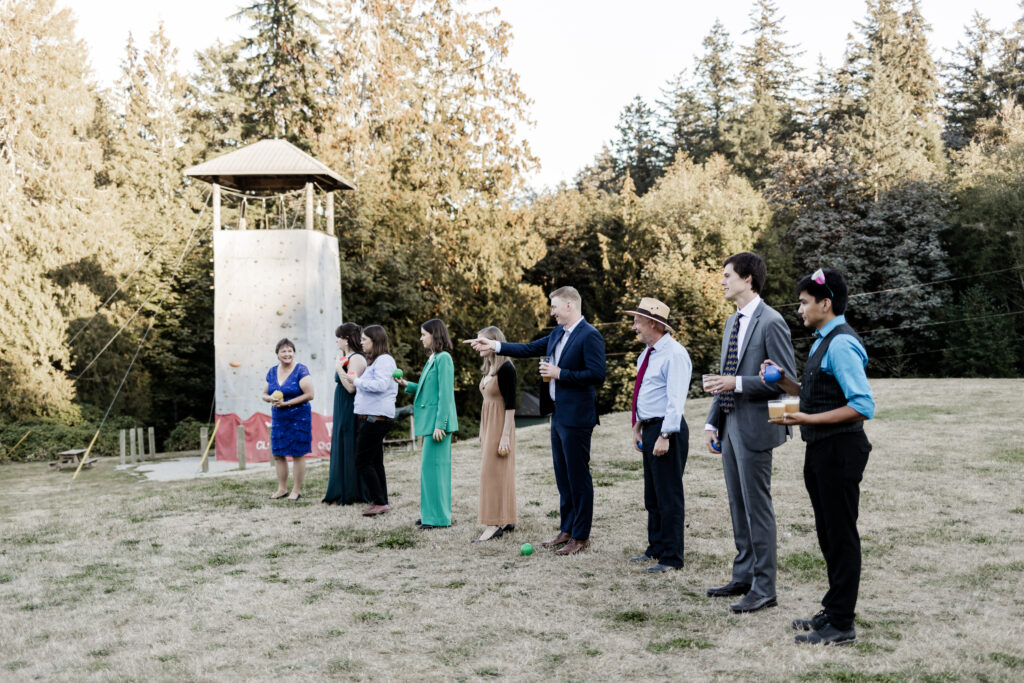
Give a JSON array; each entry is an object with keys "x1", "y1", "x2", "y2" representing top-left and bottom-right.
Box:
[{"x1": 762, "y1": 268, "x2": 874, "y2": 646}]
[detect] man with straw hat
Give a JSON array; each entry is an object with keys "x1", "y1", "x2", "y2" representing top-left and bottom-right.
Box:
[{"x1": 625, "y1": 297, "x2": 692, "y2": 573}]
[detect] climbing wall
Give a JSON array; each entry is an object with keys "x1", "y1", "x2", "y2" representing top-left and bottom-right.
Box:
[{"x1": 213, "y1": 230, "x2": 342, "y2": 460}]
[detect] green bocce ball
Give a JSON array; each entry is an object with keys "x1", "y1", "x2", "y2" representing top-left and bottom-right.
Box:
[
  {"x1": 520, "y1": 543, "x2": 534, "y2": 556},
  {"x1": 392, "y1": 368, "x2": 404, "y2": 379}
]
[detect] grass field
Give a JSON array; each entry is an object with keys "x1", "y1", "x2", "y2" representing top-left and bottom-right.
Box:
[{"x1": 1, "y1": 379, "x2": 1023, "y2": 681}]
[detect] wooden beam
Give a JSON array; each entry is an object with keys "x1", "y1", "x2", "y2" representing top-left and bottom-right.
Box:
[
  {"x1": 212, "y1": 183, "x2": 221, "y2": 230},
  {"x1": 325, "y1": 191, "x2": 334, "y2": 236},
  {"x1": 305, "y1": 182, "x2": 314, "y2": 230}
]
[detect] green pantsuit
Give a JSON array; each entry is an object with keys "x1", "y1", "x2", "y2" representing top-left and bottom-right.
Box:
[{"x1": 404, "y1": 351, "x2": 458, "y2": 527}]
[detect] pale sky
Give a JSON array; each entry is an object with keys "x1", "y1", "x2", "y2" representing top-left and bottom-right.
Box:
[{"x1": 67, "y1": 0, "x2": 1021, "y2": 190}]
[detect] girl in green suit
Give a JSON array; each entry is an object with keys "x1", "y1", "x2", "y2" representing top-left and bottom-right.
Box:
[{"x1": 397, "y1": 319, "x2": 459, "y2": 528}]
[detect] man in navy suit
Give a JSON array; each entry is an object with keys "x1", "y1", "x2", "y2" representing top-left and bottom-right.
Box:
[{"x1": 467, "y1": 286, "x2": 606, "y2": 555}]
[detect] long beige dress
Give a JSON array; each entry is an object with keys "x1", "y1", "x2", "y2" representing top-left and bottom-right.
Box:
[{"x1": 478, "y1": 363, "x2": 517, "y2": 525}]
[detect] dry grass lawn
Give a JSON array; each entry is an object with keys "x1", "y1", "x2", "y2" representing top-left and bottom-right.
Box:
[{"x1": 1, "y1": 378, "x2": 1023, "y2": 681}]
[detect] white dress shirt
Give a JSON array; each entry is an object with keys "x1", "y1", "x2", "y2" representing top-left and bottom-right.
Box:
[{"x1": 494, "y1": 316, "x2": 585, "y2": 401}]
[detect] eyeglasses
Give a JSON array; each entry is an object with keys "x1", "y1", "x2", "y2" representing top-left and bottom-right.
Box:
[{"x1": 812, "y1": 268, "x2": 835, "y2": 299}]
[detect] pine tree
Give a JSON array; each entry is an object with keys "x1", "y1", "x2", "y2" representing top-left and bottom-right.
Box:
[
  {"x1": 837, "y1": 0, "x2": 945, "y2": 195},
  {"x1": 234, "y1": 0, "x2": 324, "y2": 148},
  {"x1": 942, "y1": 12, "x2": 1001, "y2": 148},
  {"x1": 610, "y1": 96, "x2": 667, "y2": 195},
  {"x1": 0, "y1": 0, "x2": 122, "y2": 420},
  {"x1": 663, "y1": 21, "x2": 739, "y2": 164},
  {"x1": 725, "y1": 0, "x2": 804, "y2": 182}
]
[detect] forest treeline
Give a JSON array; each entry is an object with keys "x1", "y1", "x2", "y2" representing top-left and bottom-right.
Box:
[{"x1": 1, "y1": 0, "x2": 1022, "y2": 458}]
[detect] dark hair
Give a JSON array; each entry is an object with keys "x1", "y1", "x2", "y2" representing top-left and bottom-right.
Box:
[
  {"x1": 723, "y1": 252, "x2": 767, "y2": 293},
  {"x1": 361, "y1": 325, "x2": 390, "y2": 364},
  {"x1": 796, "y1": 268, "x2": 849, "y2": 315},
  {"x1": 275, "y1": 338, "x2": 295, "y2": 354},
  {"x1": 335, "y1": 323, "x2": 362, "y2": 353},
  {"x1": 421, "y1": 318, "x2": 453, "y2": 354}
]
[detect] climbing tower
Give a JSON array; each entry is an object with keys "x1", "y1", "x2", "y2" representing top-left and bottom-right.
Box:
[{"x1": 184, "y1": 140, "x2": 355, "y2": 461}]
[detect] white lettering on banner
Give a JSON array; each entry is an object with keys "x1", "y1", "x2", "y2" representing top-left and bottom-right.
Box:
[
  {"x1": 256, "y1": 440, "x2": 269, "y2": 450},
  {"x1": 317, "y1": 441, "x2": 330, "y2": 450}
]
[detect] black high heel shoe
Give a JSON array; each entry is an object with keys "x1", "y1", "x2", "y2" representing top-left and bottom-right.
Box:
[
  {"x1": 502, "y1": 524, "x2": 515, "y2": 533},
  {"x1": 471, "y1": 526, "x2": 504, "y2": 543}
]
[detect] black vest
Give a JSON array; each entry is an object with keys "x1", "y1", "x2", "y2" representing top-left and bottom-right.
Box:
[{"x1": 799, "y1": 322, "x2": 865, "y2": 444}]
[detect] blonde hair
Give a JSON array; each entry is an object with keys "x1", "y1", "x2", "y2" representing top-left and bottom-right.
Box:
[
  {"x1": 478, "y1": 326, "x2": 509, "y2": 376},
  {"x1": 549, "y1": 285, "x2": 581, "y2": 309}
]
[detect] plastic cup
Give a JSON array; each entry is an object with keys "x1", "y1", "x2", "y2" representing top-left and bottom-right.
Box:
[
  {"x1": 784, "y1": 396, "x2": 800, "y2": 413},
  {"x1": 540, "y1": 356, "x2": 553, "y2": 382},
  {"x1": 702, "y1": 374, "x2": 714, "y2": 391},
  {"x1": 768, "y1": 400, "x2": 785, "y2": 419}
]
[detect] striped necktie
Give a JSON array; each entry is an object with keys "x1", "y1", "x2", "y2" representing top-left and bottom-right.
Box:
[{"x1": 718, "y1": 314, "x2": 742, "y2": 414}]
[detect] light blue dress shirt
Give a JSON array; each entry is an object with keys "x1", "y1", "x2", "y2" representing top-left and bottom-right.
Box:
[
  {"x1": 635, "y1": 333, "x2": 692, "y2": 434},
  {"x1": 353, "y1": 353, "x2": 398, "y2": 418},
  {"x1": 810, "y1": 315, "x2": 875, "y2": 419}
]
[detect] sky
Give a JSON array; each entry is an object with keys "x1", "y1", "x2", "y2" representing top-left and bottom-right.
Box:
[{"x1": 67, "y1": 0, "x2": 1021, "y2": 191}]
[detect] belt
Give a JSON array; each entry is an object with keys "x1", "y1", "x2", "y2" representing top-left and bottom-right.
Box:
[
  {"x1": 355, "y1": 414, "x2": 393, "y2": 422},
  {"x1": 638, "y1": 417, "x2": 664, "y2": 428}
]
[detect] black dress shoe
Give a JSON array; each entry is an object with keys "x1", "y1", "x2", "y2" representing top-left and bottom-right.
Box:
[
  {"x1": 792, "y1": 610, "x2": 829, "y2": 632},
  {"x1": 730, "y1": 592, "x2": 778, "y2": 613},
  {"x1": 646, "y1": 563, "x2": 682, "y2": 573},
  {"x1": 706, "y1": 581, "x2": 751, "y2": 597},
  {"x1": 795, "y1": 623, "x2": 856, "y2": 645}
]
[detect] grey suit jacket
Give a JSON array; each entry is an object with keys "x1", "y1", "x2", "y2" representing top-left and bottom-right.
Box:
[{"x1": 706, "y1": 300, "x2": 797, "y2": 452}]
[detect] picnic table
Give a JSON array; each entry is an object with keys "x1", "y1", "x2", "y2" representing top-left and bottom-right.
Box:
[{"x1": 50, "y1": 448, "x2": 98, "y2": 471}]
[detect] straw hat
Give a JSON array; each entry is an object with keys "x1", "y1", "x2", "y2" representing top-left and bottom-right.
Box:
[{"x1": 623, "y1": 297, "x2": 673, "y2": 331}]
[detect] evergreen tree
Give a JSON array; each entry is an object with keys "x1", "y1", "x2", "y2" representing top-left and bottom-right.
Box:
[
  {"x1": 942, "y1": 12, "x2": 1001, "y2": 148},
  {"x1": 994, "y1": 1, "x2": 1024, "y2": 105},
  {"x1": 0, "y1": 0, "x2": 122, "y2": 420},
  {"x1": 663, "y1": 21, "x2": 738, "y2": 164},
  {"x1": 234, "y1": 0, "x2": 324, "y2": 148},
  {"x1": 610, "y1": 95, "x2": 667, "y2": 195},
  {"x1": 725, "y1": 0, "x2": 804, "y2": 182},
  {"x1": 837, "y1": 0, "x2": 945, "y2": 195}
]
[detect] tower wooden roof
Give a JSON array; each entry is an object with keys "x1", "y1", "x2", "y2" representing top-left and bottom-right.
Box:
[{"x1": 184, "y1": 139, "x2": 355, "y2": 192}]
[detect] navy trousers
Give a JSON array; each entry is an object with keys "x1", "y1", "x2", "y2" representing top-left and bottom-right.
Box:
[
  {"x1": 550, "y1": 420, "x2": 594, "y2": 541},
  {"x1": 641, "y1": 420, "x2": 688, "y2": 568}
]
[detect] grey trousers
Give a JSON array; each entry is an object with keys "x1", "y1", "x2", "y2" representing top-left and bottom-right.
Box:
[{"x1": 721, "y1": 415, "x2": 778, "y2": 597}]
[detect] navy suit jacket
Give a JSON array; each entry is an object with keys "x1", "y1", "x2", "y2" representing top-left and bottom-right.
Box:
[{"x1": 500, "y1": 320, "x2": 606, "y2": 428}]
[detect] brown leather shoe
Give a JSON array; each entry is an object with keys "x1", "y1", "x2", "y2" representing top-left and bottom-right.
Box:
[
  {"x1": 555, "y1": 538, "x2": 591, "y2": 555},
  {"x1": 361, "y1": 504, "x2": 390, "y2": 516},
  {"x1": 541, "y1": 531, "x2": 571, "y2": 548}
]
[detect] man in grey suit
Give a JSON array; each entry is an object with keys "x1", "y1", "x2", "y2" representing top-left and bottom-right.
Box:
[{"x1": 704, "y1": 252, "x2": 796, "y2": 613}]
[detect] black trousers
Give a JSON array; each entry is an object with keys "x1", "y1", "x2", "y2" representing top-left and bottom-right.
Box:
[
  {"x1": 355, "y1": 418, "x2": 392, "y2": 506},
  {"x1": 803, "y1": 430, "x2": 871, "y2": 631},
  {"x1": 641, "y1": 420, "x2": 688, "y2": 568}
]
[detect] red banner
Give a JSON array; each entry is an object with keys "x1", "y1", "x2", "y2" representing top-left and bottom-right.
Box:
[{"x1": 214, "y1": 412, "x2": 331, "y2": 462}]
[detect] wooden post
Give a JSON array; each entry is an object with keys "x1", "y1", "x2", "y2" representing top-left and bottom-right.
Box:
[
  {"x1": 129, "y1": 428, "x2": 137, "y2": 464},
  {"x1": 200, "y1": 426, "x2": 209, "y2": 473},
  {"x1": 236, "y1": 424, "x2": 246, "y2": 470},
  {"x1": 135, "y1": 427, "x2": 144, "y2": 461},
  {"x1": 148, "y1": 427, "x2": 156, "y2": 459},
  {"x1": 238, "y1": 197, "x2": 247, "y2": 230},
  {"x1": 305, "y1": 182, "x2": 314, "y2": 230},
  {"x1": 119, "y1": 429, "x2": 126, "y2": 465},
  {"x1": 212, "y1": 183, "x2": 221, "y2": 230},
  {"x1": 325, "y1": 191, "x2": 334, "y2": 236},
  {"x1": 409, "y1": 415, "x2": 415, "y2": 452}
]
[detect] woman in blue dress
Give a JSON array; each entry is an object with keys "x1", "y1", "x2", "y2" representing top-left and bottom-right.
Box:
[
  {"x1": 322, "y1": 323, "x2": 369, "y2": 505},
  {"x1": 261, "y1": 338, "x2": 314, "y2": 501}
]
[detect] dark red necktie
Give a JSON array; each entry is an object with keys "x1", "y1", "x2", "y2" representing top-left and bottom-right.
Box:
[{"x1": 631, "y1": 347, "x2": 654, "y2": 426}]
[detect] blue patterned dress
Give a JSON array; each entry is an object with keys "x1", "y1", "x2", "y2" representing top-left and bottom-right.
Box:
[{"x1": 266, "y1": 363, "x2": 312, "y2": 457}]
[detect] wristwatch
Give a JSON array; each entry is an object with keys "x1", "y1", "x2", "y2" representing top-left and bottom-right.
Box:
[{"x1": 659, "y1": 432, "x2": 672, "y2": 439}]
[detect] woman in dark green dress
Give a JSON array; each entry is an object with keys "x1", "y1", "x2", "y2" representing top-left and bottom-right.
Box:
[{"x1": 322, "y1": 323, "x2": 369, "y2": 505}]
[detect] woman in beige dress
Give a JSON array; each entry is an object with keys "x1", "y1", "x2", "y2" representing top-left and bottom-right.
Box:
[{"x1": 473, "y1": 326, "x2": 518, "y2": 543}]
